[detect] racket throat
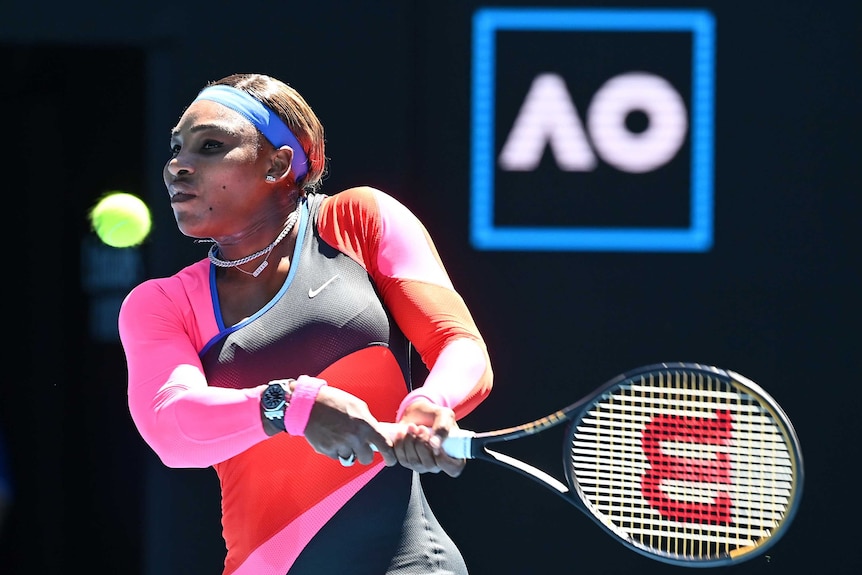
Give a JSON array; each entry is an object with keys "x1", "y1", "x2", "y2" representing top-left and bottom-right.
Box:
[{"x1": 484, "y1": 448, "x2": 569, "y2": 494}]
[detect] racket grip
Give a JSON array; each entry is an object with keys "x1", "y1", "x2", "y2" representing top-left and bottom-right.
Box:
[
  {"x1": 441, "y1": 429, "x2": 476, "y2": 459},
  {"x1": 376, "y1": 423, "x2": 476, "y2": 459}
]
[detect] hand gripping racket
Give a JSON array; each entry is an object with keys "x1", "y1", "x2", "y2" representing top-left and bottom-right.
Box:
[{"x1": 442, "y1": 362, "x2": 804, "y2": 567}]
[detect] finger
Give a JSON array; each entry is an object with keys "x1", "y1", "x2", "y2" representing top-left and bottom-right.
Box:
[
  {"x1": 396, "y1": 433, "x2": 438, "y2": 472},
  {"x1": 338, "y1": 453, "x2": 356, "y2": 467},
  {"x1": 414, "y1": 440, "x2": 439, "y2": 471},
  {"x1": 392, "y1": 433, "x2": 417, "y2": 464},
  {"x1": 375, "y1": 421, "x2": 402, "y2": 444},
  {"x1": 437, "y1": 453, "x2": 466, "y2": 477},
  {"x1": 368, "y1": 441, "x2": 398, "y2": 467},
  {"x1": 355, "y1": 443, "x2": 380, "y2": 465}
]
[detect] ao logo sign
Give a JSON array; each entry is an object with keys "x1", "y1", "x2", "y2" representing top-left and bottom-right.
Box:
[
  {"x1": 500, "y1": 72, "x2": 687, "y2": 174},
  {"x1": 470, "y1": 8, "x2": 716, "y2": 252}
]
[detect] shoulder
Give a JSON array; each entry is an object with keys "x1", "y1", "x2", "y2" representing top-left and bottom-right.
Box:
[
  {"x1": 120, "y1": 259, "x2": 210, "y2": 318},
  {"x1": 118, "y1": 259, "x2": 219, "y2": 354},
  {"x1": 319, "y1": 186, "x2": 418, "y2": 225},
  {"x1": 321, "y1": 186, "x2": 386, "y2": 212}
]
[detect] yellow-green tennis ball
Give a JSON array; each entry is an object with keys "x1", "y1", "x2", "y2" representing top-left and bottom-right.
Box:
[{"x1": 89, "y1": 192, "x2": 152, "y2": 248}]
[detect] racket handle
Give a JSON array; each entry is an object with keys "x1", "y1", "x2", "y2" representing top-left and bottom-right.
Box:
[
  {"x1": 376, "y1": 423, "x2": 476, "y2": 459},
  {"x1": 441, "y1": 429, "x2": 476, "y2": 459}
]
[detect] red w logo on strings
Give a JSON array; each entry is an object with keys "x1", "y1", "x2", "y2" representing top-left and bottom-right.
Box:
[{"x1": 640, "y1": 410, "x2": 733, "y2": 524}]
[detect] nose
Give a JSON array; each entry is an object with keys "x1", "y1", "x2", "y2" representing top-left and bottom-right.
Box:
[
  {"x1": 162, "y1": 152, "x2": 194, "y2": 191},
  {"x1": 163, "y1": 156, "x2": 192, "y2": 194},
  {"x1": 165, "y1": 156, "x2": 191, "y2": 178}
]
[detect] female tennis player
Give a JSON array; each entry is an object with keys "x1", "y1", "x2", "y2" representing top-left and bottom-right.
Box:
[{"x1": 118, "y1": 73, "x2": 494, "y2": 575}]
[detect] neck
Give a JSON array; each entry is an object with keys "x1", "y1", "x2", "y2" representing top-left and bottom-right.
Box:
[{"x1": 208, "y1": 198, "x2": 302, "y2": 277}]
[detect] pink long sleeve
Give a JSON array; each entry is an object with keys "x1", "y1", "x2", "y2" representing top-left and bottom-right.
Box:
[{"x1": 119, "y1": 261, "x2": 270, "y2": 468}]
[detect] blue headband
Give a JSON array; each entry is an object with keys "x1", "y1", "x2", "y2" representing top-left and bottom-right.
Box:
[{"x1": 194, "y1": 84, "x2": 309, "y2": 182}]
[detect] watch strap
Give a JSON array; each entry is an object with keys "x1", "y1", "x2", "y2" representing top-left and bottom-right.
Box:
[{"x1": 261, "y1": 379, "x2": 294, "y2": 435}]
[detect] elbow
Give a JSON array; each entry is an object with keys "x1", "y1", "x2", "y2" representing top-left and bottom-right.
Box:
[
  {"x1": 130, "y1": 409, "x2": 214, "y2": 469},
  {"x1": 454, "y1": 364, "x2": 493, "y2": 419},
  {"x1": 140, "y1": 431, "x2": 213, "y2": 469},
  {"x1": 157, "y1": 452, "x2": 211, "y2": 470}
]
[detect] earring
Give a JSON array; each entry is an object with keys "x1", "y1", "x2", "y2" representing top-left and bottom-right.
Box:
[{"x1": 265, "y1": 175, "x2": 276, "y2": 182}]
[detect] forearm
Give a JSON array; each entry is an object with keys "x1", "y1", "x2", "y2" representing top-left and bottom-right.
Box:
[
  {"x1": 129, "y1": 364, "x2": 269, "y2": 468},
  {"x1": 397, "y1": 337, "x2": 493, "y2": 420}
]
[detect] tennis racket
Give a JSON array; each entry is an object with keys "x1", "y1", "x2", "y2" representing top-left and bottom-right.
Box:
[{"x1": 441, "y1": 362, "x2": 803, "y2": 567}]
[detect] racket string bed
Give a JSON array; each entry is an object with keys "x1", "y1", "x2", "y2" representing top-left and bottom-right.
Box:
[{"x1": 569, "y1": 368, "x2": 797, "y2": 563}]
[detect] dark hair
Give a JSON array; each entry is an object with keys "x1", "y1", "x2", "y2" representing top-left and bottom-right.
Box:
[{"x1": 210, "y1": 73, "x2": 327, "y2": 193}]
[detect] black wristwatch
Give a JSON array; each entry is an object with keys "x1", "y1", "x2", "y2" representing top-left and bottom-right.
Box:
[{"x1": 261, "y1": 379, "x2": 294, "y2": 435}]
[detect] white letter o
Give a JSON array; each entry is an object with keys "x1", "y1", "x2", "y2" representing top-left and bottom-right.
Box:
[{"x1": 586, "y1": 72, "x2": 688, "y2": 173}]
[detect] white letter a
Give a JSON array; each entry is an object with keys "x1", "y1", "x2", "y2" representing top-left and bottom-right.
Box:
[{"x1": 498, "y1": 73, "x2": 597, "y2": 172}]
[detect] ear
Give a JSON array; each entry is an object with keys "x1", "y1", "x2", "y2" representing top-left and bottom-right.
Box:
[{"x1": 267, "y1": 146, "x2": 296, "y2": 183}]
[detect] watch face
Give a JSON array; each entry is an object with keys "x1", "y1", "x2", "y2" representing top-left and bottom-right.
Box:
[{"x1": 262, "y1": 384, "x2": 286, "y2": 410}]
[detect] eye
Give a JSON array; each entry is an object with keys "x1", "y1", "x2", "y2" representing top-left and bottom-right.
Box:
[
  {"x1": 169, "y1": 143, "x2": 181, "y2": 158},
  {"x1": 201, "y1": 139, "x2": 224, "y2": 152}
]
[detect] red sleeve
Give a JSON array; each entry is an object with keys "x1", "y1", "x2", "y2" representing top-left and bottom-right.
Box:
[{"x1": 316, "y1": 187, "x2": 493, "y2": 418}]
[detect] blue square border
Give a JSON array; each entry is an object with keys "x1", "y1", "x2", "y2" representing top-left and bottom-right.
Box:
[{"x1": 470, "y1": 8, "x2": 716, "y2": 252}]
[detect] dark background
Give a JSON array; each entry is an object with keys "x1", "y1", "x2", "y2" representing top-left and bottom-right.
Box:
[{"x1": 1, "y1": 1, "x2": 859, "y2": 574}]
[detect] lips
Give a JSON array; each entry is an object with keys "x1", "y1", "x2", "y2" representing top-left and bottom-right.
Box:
[
  {"x1": 170, "y1": 192, "x2": 194, "y2": 204},
  {"x1": 169, "y1": 182, "x2": 195, "y2": 203}
]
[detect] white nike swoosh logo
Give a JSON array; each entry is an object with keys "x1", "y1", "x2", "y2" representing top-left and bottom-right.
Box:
[{"x1": 308, "y1": 274, "x2": 340, "y2": 298}]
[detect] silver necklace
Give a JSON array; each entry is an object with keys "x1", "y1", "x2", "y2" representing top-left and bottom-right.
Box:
[{"x1": 208, "y1": 200, "x2": 301, "y2": 278}]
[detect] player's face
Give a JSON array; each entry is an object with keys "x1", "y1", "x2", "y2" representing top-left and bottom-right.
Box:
[{"x1": 164, "y1": 99, "x2": 273, "y2": 240}]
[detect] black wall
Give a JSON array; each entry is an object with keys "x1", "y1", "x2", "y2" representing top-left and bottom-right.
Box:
[{"x1": 1, "y1": 1, "x2": 859, "y2": 573}]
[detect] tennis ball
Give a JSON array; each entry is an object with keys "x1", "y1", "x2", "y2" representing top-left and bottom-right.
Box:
[{"x1": 89, "y1": 192, "x2": 152, "y2": 248}]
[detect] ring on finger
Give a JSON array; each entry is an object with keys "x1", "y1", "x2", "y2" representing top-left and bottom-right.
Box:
[{"x1": 338, "y1": 453, "x2": 356, "y2": 467}]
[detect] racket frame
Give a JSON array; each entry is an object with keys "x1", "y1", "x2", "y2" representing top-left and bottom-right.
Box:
[{"x1": 443, "y1": 362, "x2": 804, "y2": 567}]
